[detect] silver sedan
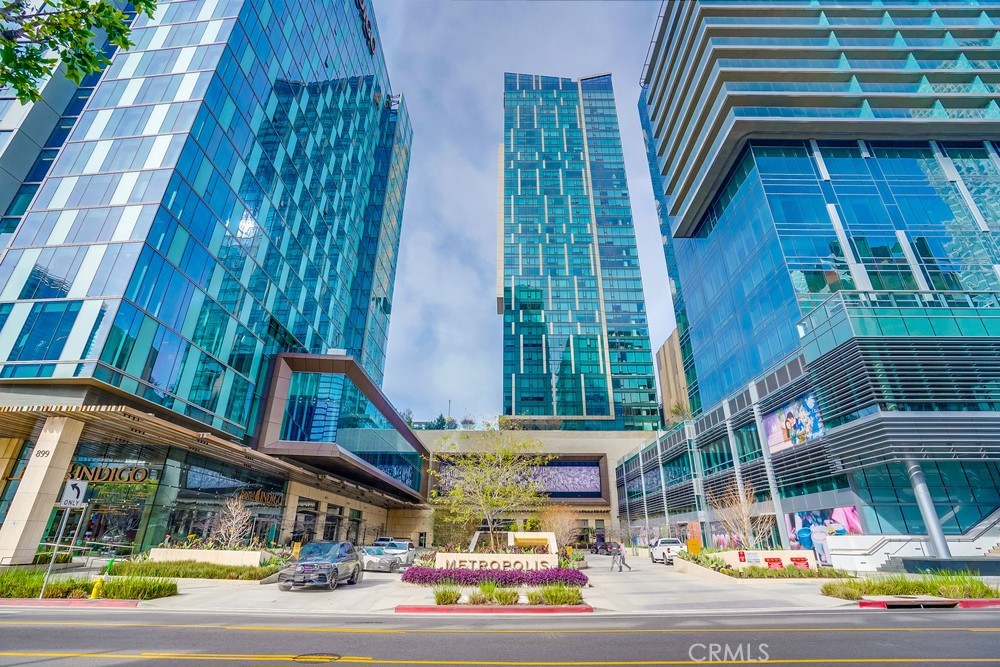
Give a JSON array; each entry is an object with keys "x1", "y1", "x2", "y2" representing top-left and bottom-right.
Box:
[{"x1": 360, "y1": 546, "x2": 401, "y2": 572}]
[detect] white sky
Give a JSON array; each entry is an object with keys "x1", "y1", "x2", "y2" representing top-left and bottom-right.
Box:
[{"x1": 375, "y1": 0, "x2": 675, "y2": 422}]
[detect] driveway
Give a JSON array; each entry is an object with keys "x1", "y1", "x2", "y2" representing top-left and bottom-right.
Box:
[
  {"x1": 581, "y1": 551, "x2": 848, "y2": 613},
  {"x1": 141, "y1": 571, "x2": 432, "y2": 613}
]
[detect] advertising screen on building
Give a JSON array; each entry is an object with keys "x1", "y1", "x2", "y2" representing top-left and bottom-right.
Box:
[
  {"x1": 762, "y1": 393, "x2": 825, "y2": 453},
  {"x1": 785, "y1": 506, "x2": 863, "y2": 567}
]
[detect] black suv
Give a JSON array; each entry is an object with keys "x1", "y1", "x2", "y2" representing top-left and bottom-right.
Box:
[{"x1": 277, "y1": 541, "x2": 364, "y2": 591}]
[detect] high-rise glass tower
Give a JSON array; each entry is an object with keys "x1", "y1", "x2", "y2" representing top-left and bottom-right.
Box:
[
  {"x1": 0, "y1": 0, "x2": 411, "y2": 444},
  {"x1": 499, "y1": 72, "x2": 658, "y2": 431},
  {"x1": 619, "y1": 0, "x2": 1000, "y2": 561}
]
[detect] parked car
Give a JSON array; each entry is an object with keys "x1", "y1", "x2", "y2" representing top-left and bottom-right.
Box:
[
  {"x1": 372, "y1": 536, "x2": 396, "y2": 547},
  {"x1": 650, "y1": 537, "x2": 685, "y2": 565},
  {"x1": 380, "y1": 540, "x2": 416, "y2": 565},
  {"x1": 590, "y1": 541, "x2": 620, "y2": 556},
  {"x1": 277, "y1": 541, "x2": 363, "y2": 591},
  {"x1": 360, "y1": 546, "x2": 401, "y2": 572}
]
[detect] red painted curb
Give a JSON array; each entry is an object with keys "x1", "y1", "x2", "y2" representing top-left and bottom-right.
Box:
[
  {"x1": 957, "y1": 599, "x2": 1000, "y2": 609},
  {"x1": 0, "y1": 599, "x2": 139, "y2": 608},
  {"x1": 395, "y1": 605, "x2": 593, "y2": 614},
  {"x1": 859, "y1": 599, "x2": 1000, "y2": 610},
  {"x1": 858, "y1": 601, "x2": 888, "y2": 609}
]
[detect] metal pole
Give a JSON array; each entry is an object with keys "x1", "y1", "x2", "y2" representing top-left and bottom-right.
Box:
[
  {"x1": 905, "y1": 458, "x2": 952, "y2": 559},
  {"x1": 39, "y1": 508, "x2": 70, "y2": 600}
]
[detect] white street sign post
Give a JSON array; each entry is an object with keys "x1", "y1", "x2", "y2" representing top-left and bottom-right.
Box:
[
  {"x1": 59, "y1": 481, "x2": 87, "y2": 508},
  {"x1": 40, "y1": 481, "x2": 89, "y2": 599}
]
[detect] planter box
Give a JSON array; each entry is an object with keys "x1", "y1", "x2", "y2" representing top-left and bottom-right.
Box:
[{"x1": 148, "y1": 548, "x2": 267, "y2": 567}]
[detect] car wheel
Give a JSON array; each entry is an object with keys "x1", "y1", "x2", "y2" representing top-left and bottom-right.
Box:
[
  {"x1": 663, "y1": 556, "x2": 669, "y2": 566},
  {"x1": 389, "y1": 561, "x2": 399, "y2": 573},
  {"x1": 278, "y1": 582, "x2": 292, "y2": 592},
  {"x1": 650, "y1": 554, "x2": 655, "y2": 563},
  {"x1": 328, "y1": 573, "x2": 338, "y2": 591},
  {"x1": 348, "y1": 565, "x2": 362, "y2": 585}
]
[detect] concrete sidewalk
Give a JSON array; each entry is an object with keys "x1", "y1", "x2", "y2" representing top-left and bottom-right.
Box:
[
  {"x1": 126, "y1": 556, "x2": 848, "y2": 615},
  {"x1": 581, "y1": 552, "x2": 849, "y2": 613},
  {"x1": 139, "y1": 571, "x2": 434, "y2": 613}
]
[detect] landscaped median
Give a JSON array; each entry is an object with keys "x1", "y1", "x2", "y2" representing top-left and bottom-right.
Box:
[
  {"x1": 821, "y1": 572, "x2": 1000, "y2": 608},
  {"x1": 0, "y1": 568, "x2": 177, "y2": 603},
  {"x1": 397, "y1": 566, "x2": 591, "y2": 613}
]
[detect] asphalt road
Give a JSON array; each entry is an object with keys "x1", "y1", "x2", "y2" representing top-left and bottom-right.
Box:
[{"x1": 0, "y1": 607, "x2": 997, "y2": 666}]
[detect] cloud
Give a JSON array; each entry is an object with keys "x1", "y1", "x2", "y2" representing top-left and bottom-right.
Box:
[{"x1": 374, "y1": 0, "x2": 675, "y2": 421}]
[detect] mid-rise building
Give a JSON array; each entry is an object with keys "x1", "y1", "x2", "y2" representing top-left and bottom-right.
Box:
[
  {"x1": 498, "y1": 72, "x2": 658, "y2": 431},
  {"x1": 0, "y1": 0, "x2": 430, "y2": 565},
  {"x1": 620, "y1": 0, "x2": 1000, "y2": 568}
]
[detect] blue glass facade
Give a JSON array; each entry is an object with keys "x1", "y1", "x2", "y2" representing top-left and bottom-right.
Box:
[
  {"x1": 0, "y1": 0, "x2": 411, "y2": 442},
  {"x1": 280, "y1": 371, "x2": 422, "y2": 492},
  {"x1": 622, "y1": 0, "x2": 1000, "y2": 555},
  {"x1": 500, "y1": 73, "x2": 658, "y2": 431},
  {"x1": 677, "y1": 139, "x2": 1000, "y2": 410}
]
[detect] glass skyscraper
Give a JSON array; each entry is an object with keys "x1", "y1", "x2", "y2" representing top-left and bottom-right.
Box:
[
  {"x1": 620, "y1": 0, "x2": 1000, "y2": 565},
  {"x1": 499, "y1": 72, "x2": 658, "y2": 431},
  {"x1": 0, "y1": 0, "x2": 411, "y2": 443},
  {"x1": 0, "y1": 0, "x2": 429, "y2": 566}
]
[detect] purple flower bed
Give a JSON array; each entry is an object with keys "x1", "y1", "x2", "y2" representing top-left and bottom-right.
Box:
[{"x1": 401, "y1": 567, "x2": 588, "y2": 587}]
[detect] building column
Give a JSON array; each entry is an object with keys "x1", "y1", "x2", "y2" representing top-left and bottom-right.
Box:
[
  {"x1": 279, "y1": 494, "x2": 299, "y2": 544},
  {"x1": 314, "y1": 501, "x2": 328, "y2": 541},
  {"x1": 749, "y1": 383, "x2": 791, "y2": 550},
  {"x1": 688, "y1": 423, "x2": 709, "y2": 548},
  {"x1": 904, "y1": 459, "x2": 952, "y2": 559},
  {"x1": 0, "y1": 438, "x2": 24, "y2": 483},
  {"x1": 0, "y1": 417, "x2": 83, "y2": 565}
]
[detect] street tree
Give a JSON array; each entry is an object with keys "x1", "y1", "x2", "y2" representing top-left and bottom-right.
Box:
[
  {"x1": 1, "y1": 0, "x2": 156, "y2": 103},
  {"x1": 540, "y1": 504, "x2": 579, "y2": 550},
  {"x1": 428, "y1": 417, "x2": 554, "y2": 551},
  {"x1": 212, "y1": 495, "x2": 254, "y2": 549},
  {"x1": 706, "y1": 480, "x2": 775, "y2": 549}
]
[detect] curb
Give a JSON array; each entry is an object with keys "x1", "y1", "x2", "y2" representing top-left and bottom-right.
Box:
[
  {"x1": 858, "y1": 599, "x2": 1000, "y2": 610},
  {"x1": 395, "y1": 605, "x2": 594, "y2": 614},
  {"x1": 0, "y1": 599, "x2": 140, "y2": 608}
]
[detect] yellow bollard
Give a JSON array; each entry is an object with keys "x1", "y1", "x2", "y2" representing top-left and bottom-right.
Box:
[{"x1": 90, "y1": 577, "x2": 103, "y2": 600}]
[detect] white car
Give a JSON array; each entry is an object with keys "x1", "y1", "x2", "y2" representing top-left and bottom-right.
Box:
[
  {"x1": 650, "y1": 538, "x2": 685, "y2": 565},
  {"x1": 380, "y1": 540, "x2": 415, "y2": 566}
]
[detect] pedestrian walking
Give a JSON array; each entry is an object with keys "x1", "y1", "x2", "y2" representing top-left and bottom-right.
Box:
[{"x1": 618, "y1": 548, "x2": 632, "y2": 572}]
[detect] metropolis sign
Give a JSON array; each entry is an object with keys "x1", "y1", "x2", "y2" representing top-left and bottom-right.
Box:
[{"x1": 434, "y1": 553, "x2": 558, "y2": 571}]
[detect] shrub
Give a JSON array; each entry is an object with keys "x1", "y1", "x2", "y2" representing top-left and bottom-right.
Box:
[
  {"x1": 32, "y1": 552, "x2": 74, "y2": 565},
  {"x1": 527, "y1": 590, "x2": 544, "y2": 605},
  {"x1": 821, "y1": 572, "x2": 1000, "y2": 601},
  {"x1": 493, "y1": 588, "x2": 519, "y2": 605},
  {"x1": 467, "y1": 591, "x2": 490, "y2": 605},
  {"x1": 540, "y1": 584, "x2": 583, "y2": 606},
  {"x1": 401, "y1": 567, "x2": 588, "y2": 588},
  {"x1": 109, "y1": 560, "x2": 280, "y2": 580},
  {"x1": 478, "y1": 581, "x2": 499, "y2": 598},
  {"x1": 0, "y1": 569, "x2": 175, "y2": 600},
  {"x1": 102, "y1": 577, "x2": 178, "y2": 600},
  {"x1": 433, "y1": 585, "x2": 461, "y2": 605}
]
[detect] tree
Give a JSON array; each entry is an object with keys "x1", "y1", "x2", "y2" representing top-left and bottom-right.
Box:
[
  {"x1": 431, "y1": 506, "x2": 478, "y2": 549},
  {"x1": 397, "y1": 407, "x2": 414, "y2": 427},
  {"x1": 1, "y1": 0, "x2": 156, "y2": 103},
  {"x1": 706, "y1": 480, "x2": 775, "y2": 550},
  {"x1": 666, "y1": 400, "x2": 691, "y2": 425},
  {"x1": 540, "y1": 505, "x2": 579, "y2": 550},
  {"x1": 428, "y1": 413, "x2": 447, "y2": 430},
  {"x1": 428, "y1": 417, "x2": 555, "y2": 551},
  {"x1": 212, "y1": 495, "x2": 254, "y2": 550},
  {"x1": 444, "y1": 416, "x2": 458, "y2": 430}
]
